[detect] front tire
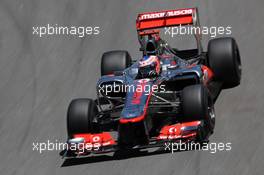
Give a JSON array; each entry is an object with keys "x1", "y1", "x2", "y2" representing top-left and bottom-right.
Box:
[
  {"x1": 182, "y1": 84, "x2": 215, "y2": 134},
  {"x1": 67, "y1": 98, "x2": 98, "y2": 138}
]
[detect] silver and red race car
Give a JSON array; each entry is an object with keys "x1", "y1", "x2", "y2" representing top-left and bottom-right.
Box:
[{"x1": 62, "y1": 8, "x2": 241, "y2": 158}]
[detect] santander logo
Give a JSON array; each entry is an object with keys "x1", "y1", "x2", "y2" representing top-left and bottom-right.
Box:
[{"x1": 169, "y1": 127, "x2": 177, "y2": 133}]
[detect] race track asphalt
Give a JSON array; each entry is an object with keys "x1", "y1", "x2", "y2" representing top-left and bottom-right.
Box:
[{"x1": 0, "y1": 0, "x2": 264, "y2": 175}]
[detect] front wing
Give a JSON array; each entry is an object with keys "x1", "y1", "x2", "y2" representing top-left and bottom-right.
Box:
[{"x1": 61, "y1": 121, "x2": 202, "y2": 158}]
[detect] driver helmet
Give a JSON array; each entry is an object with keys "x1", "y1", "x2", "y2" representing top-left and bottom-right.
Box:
[{"x1": 138, "y1": 55, "x2": 161, "y2": 78}]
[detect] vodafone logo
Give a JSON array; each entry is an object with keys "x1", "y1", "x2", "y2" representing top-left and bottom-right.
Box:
[{"x1": 139, "y1": 9, "x2": 193, "y2": 20}]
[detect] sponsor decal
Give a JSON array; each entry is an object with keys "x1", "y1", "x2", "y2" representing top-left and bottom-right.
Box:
[{"x1": 139, "y1": 9, "x2": 193, "y2": 20}]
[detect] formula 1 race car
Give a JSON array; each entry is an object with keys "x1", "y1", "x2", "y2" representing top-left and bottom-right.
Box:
[{"x1": 62, "y1": 8, "x2": 241, "y2": 158}]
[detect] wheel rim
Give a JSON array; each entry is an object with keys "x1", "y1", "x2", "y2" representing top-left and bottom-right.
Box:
[
  {"x1": 208, "y1": 105, "x2": 216, "y2": 129},
  {"x1": 207, "y1": 96, "x2": 215, "y2": 131}
]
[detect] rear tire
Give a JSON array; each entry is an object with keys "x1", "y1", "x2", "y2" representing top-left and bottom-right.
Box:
[
  {"x1": 207, "y1": 37, "x2": 242, "y2": 89},
  {"x1": 101, "y1": 50, "x2": 132, "y2": 76},
  {"x1": 67, "y1": 99, "x2": 98, "y2": 137}
]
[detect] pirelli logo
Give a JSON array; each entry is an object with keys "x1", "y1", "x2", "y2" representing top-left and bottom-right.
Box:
[{"x1": 139, "y1": 9, "x2": 193, "y2": 20}]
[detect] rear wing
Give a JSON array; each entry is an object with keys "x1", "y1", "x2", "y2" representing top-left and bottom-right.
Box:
[
  {"x1": 136, "y1": 8, "x2": 203, "y2": 54},
  {"x1": 136, "y1": 8, "x2": 199, "y2": 31}
]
